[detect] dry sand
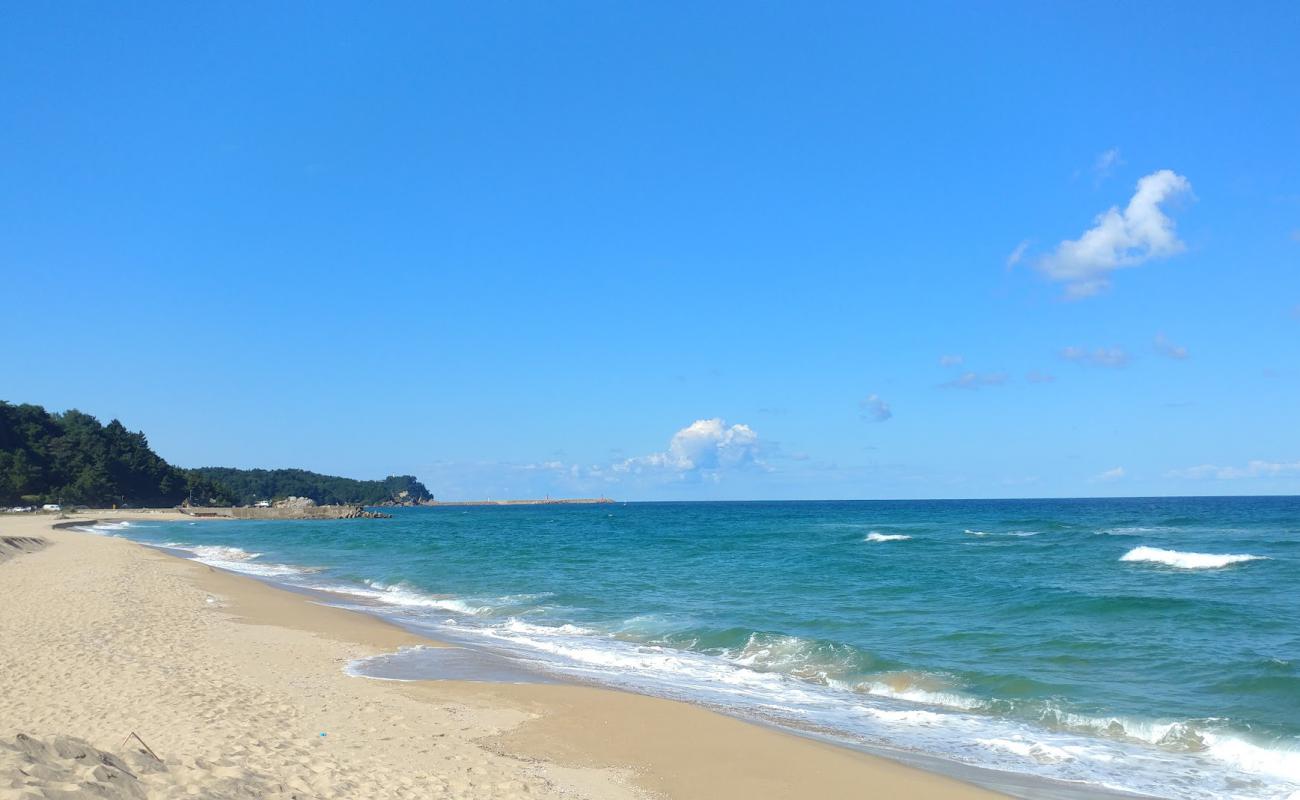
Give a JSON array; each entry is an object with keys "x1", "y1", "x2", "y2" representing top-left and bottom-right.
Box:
[{"x1": 0, "y1": 512, "x2": 1004, "y2": 799}]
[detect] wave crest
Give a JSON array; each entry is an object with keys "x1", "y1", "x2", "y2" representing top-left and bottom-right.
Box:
[{"x1": 1120, "y1": 546, "x2": 1266, "y2": 570}]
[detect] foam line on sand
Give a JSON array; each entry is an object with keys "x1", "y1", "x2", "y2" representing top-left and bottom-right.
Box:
[{"x1": 0, "y1": 511, "x2": 1003, "y2": 799}]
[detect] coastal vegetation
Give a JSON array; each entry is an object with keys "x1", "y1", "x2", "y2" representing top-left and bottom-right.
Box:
[
  {"x1": 0, "y1": 401, "x2": 231, "y2": 507},
  {"x1": 0, "y1": 402, "x2": 432, "y2": 508},
  {"x1": 188, "y1": 468, "x2": 432, "y2": 507}
]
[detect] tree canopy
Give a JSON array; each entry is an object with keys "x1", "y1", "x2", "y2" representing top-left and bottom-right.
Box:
[
  {"x1": 0, "y1": 402, "x2": 231, "y2": 507},
  {"x1": 188, "y1": 467, "x2": 432, "y2": 506},
  {"x1": 0, "y1": 401, "x2": 433, "y2": 508}
]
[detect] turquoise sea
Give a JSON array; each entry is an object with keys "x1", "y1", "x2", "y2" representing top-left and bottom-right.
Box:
[{"x1": 85, "y1": 497, "x2": 1300, "y2": 799}]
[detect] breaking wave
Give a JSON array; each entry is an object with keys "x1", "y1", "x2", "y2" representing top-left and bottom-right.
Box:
[
  {"x1": 72, "y1": 521, "x2": 133, "y2": 535},
  {"x1": 170, "y1": 543, "x2": 311, "y2": 577},
  {"x1": 1120, "y1": 546, "x2": 1267, "y2": 570}
]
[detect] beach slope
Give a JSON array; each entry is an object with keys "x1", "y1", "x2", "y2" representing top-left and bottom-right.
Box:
[{"x1": 0, "y1": 513, "x2": 1001, "y2": 799}]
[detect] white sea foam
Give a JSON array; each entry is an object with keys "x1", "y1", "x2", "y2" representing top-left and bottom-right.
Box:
[
  {"x1": 977, "y1": 737, "x2": 1076, "y2": 764},
  {"x1": 175, "y1": 544, "x2": 310, "y2": 577},
  {"x1": 73, "y1": 521, "x2": 133, "y2": 535},
  {"x1": 865, "y1": 532, "x2": 911, "y2": 542},
  {"x1": 857, "y1": 679, "x2": 988, "y2": 711},
  {"x1": 861, "y1": 707, "x2": 950, "y2": 725},
  {"x1": 1120, "y1": 546, "x2": 1266, "y2": 570},
  {"x1": 499, "y1": 618, "x2": 596, "y2": 636},
  {"x1": 964, "y1": 529, "x2": 989, "y2": 536},
  {"x1": 341, "y1": 581, "x2": 492, "y2": 615},
  {"x1": 189, "y1": 544, "x2": 262, "y2": 561},
  {"x1": 1202, "y1": 731, "x2": 1300, "y2": 783},
  {"x1": 347, "y1": 597, "x2": 1300, "y2": 800},
  {"x1": 725, "y1": 634, "x2": 864, "y2": 684},
  {"x1": 118, "y1": 517, "x2": 1298, "y2": 800}
]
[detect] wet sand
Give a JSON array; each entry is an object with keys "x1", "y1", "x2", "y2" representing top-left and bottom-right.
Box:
[{"x1": 0, "y1": 511, "x2": 1004, "y2": 799}]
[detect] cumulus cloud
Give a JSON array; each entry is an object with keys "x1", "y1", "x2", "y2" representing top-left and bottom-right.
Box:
[
  {"x1": 1038, "y1": 169, "x2": 1193, "y2": 298},
  {"x1": 1026, "y1": 370, "x2": 1057, "y2": 384},
  {"x1": 939, "y1": 354, "x2": 964, "y2": 367},
  {"x1": 1006, "y1": 241, "x2": 1030, "y2": 268},
  {"x1": 1168, "y1": 460, "x2": 1300, "y2": 480},
  {"x1": 859, "y1": 394, "x2": 893, "y2": 422},
  {"x1": 939, "y1": 371, "x2": 1008, "y2": 390},
  {"x1": 616, "y1": 418, "x2": 763, "y2": 476},
  {"x1": 1153, "y1": 333, "x2": 1189, "y2": 359},
  {"x1": 1061, "y1": 346, "x2": 1129, "y2": 368},
  {"x1": 1094, "y1": 466, "x2": 1126, "y2": 482}
]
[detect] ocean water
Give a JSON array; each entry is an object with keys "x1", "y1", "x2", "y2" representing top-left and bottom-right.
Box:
[{"x1": 84, "y1": 498, "x2": 1300, "y2": 799}]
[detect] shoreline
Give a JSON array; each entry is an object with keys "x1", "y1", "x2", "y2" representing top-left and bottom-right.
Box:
[
  {"x1": 415, "y1": 498, "x2": 615, "y2": 507},
  {"x1": 1, "y1": 510, "x2": 1006, "y2": 799}
]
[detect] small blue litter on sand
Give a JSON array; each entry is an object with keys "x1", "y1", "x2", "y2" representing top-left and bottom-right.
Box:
[{"x1": 320, "y1": 733, "x2": 327, "y2": 737}]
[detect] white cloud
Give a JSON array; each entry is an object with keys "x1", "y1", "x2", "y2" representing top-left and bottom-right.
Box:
[
  {"x1": 939, "y1": 354, "x2": 964, "y2": 367},
  {"x1": 939, "y1": 371, "x2": 1009, "y2": 390},
  {"x1": 1092, "y1": 147, "x2": 1124, "y2": 183},
  {"x1": 1026, "y1": 370, "x2": 1056, "y2": 384},
  {"x1": 859, "y1": 394, "x2": 893, "y2": 422},
  {"x1": 1168, "y1": 460, "x2": 1300, "y2": 480},
  {"x1": 1094, "y1": 466, "x2": 1126, "y2": 482},
  {"x1": 1038, "y1": 169, "x2": 1193, "y2": 298},
  {"x1": 1061, "y1": 346, "x2": 1129, "y2": 368},
  {"x1": 1006, "y1": 240, "x2": 1030, "y2": 268},
  {"x1": 616, "y1": 418, "x2": 763, "y2": 475},
  {"x1": 1153, "y1": 333, "x2": 1189, "y2": 360}
]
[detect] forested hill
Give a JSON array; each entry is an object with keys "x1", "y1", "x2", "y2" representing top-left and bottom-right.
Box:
[
  {"x1": 1, "y1": 401, "x2": 434, "y2": 508},
  {"x1": 186, "y1": 468, "x2": 432, "y2": 506},
  {"x1": 0, "y1": 402, "x2": 231, "y2": 507}
]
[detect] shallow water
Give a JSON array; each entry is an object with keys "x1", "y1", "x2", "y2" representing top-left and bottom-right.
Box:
[{"x1": 90, "y1": 497, "x2": 1300, "y2": 799}]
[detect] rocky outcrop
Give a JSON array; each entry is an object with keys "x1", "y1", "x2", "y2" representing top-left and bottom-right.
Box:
[
  {"x1": 273, "y1": 496, "x2": 316, "y2": 510},
  {"x1": 374, "y1": 490, "x2": 438, "y2": 507}
]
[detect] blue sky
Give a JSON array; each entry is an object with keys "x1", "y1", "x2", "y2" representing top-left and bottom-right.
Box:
[{"x1": 3, "y1": 2, "x2": 1298, "y2": 500}]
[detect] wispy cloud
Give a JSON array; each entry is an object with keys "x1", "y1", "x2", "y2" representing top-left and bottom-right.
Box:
[
  {"x1": 859, "y1": 394, "x2": 893, "y2": 422},
  {"x1": 1093, "y1": 466, "x2": 1126, "y2": 482},
  {"x1": 1006, "y1": 240, "x2": 1030, "y2": 268},
  {"x1": 1038, "y1": 170, "x2": 1193, "y2": 299},
  {"x1": 615, "y1": 418, "x2": 764, "y2": 477},
  {"x1": 1061, "y1": 346, "x2": 1130, "y2": 368},
  {"x1": 1153, "y1": 333, "x2": 1189, "y2": 360},
  {"x1": 1092, "y1": 147, "x2": 1124, "y2": 184},
  {"x1": 1168, "y1": 460, "x2": 1300, "y2": 480},
  {"x1": 1026, "y1": 370, "x2": 1057, "y2": 384},
  {"x1": 938, "y1": 354, "x2": 964, "y2": 367},
  {"x1": 939, "y1": 371, "x2": 1009, "y2": 390}
]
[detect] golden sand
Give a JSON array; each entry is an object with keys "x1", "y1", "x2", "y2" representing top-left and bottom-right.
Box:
[{"x1": 0, "y1": 512, "x2": 1002, "y2": 799}]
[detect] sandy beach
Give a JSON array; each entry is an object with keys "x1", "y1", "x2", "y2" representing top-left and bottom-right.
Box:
[{"x1": 0, "y1": 512, "x2": 1003, "y2": 799}]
